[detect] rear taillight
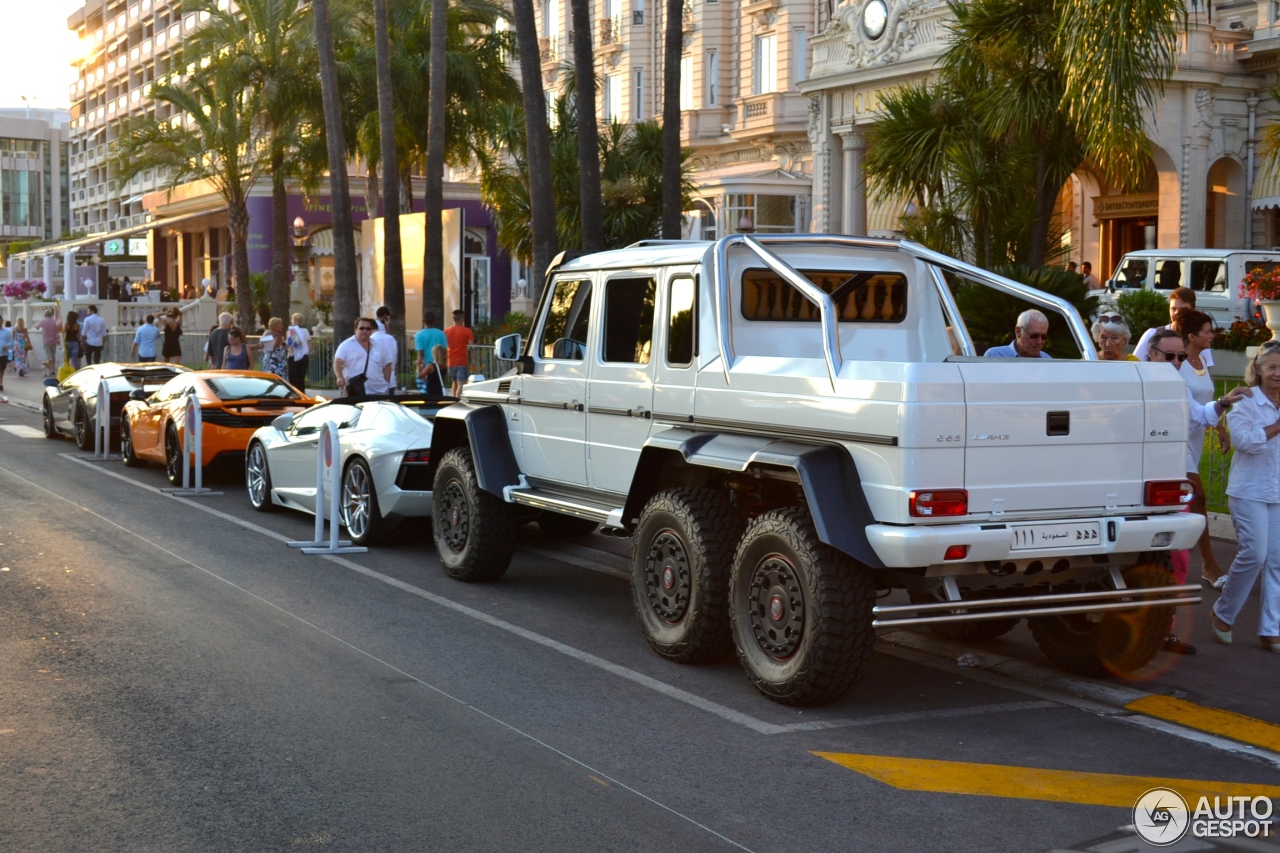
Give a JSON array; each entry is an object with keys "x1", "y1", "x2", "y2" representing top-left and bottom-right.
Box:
[
  {"x1": 943, "y1": 545, "x2": 969, "y2": 561},
  {"x1": 1144, "y1": 480, "x2": 1193, "y2": 507},
  {"x1": 909, "y1": 489, "x2": 968, "y2": 517},
  {"x1": 402, "y1": 449, "x2": 431, "y2": 464}
]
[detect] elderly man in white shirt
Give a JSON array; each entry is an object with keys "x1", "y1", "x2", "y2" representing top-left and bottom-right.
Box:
[{"x1": 1212, "y1": 341, "x2": 1280, "y2": 653}]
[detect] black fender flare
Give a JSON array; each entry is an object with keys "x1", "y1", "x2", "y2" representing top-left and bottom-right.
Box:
[
  {"x1": 426, "y1": 402, "x2": 521, "y2": 497},
  {"x1": 627, "y1": 430, "x2": 885, "y2": 569}
]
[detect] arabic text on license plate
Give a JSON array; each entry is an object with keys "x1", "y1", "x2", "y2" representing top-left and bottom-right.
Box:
[{"x1": 1011, "y1": 523, "x2": 1100, "y2": 550}]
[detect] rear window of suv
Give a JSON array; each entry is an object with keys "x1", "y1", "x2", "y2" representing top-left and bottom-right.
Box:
[{"x1": 741, "y1": 269, "x2": 907, "y2": 322}]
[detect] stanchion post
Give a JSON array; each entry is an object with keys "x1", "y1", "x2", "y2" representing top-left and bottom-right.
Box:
[
  {"x1": 161, "y1": 391, "x2": 222, "y2": 496},
  {"x1": 291, "y1": 420, "x2": 366, "y2": 554}
]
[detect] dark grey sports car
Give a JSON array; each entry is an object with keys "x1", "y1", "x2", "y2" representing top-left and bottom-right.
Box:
[{"x1": 42, "y1": 363, "x2": 189, "y2": 450}]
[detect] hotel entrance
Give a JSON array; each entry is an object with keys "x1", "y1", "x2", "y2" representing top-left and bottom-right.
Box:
[{"x1": 1094, "y1": 193, "x2": 1158, "y2": 276}]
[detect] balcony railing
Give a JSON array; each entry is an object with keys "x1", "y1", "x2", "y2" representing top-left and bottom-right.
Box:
[
  {"x1": 599, "y1": 15, "x2": 624, "y2": 46},
  {"x1": 538, "y1": 36, "x2": 559, "y2": 64}
]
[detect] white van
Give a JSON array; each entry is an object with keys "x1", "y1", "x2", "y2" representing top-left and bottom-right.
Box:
[{"x1": 1104, "y1": 249, "x2": 1280, "y2": 326}]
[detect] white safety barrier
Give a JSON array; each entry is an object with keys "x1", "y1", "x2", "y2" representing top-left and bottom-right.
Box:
[
  {"x1": 288, "y1": 420, "x2": 367, "y2": 555},
  {"x1": 162, "y1": 392, "x2": 221, "y2": 496},
  {"x1": 79, "y1": 378, "x2": 116, "y2": 460}
]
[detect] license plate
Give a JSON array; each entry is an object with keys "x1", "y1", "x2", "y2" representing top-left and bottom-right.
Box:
[{"x1": 1011, "y1": 522, "x2": 1101, "y2": 550}]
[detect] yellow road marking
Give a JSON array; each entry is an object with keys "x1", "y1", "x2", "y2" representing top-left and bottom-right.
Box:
[
  {"x1": 1126, "y1": 695, "x2": 1280, "y2": 753},
  {"x1": 812, "y1": 753, "x2": 1280, "y2": 808}
]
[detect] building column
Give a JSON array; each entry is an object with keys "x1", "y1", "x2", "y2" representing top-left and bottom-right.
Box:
[
  {"x1": 175, "y1": 233, "x2": 187, "y2": 295},
  {"x1": 63, "y1": 250, "x2": 75, "y2": 300},
  {"x1": 841, "y1": 130, "x2": 867, "y2": 236}
]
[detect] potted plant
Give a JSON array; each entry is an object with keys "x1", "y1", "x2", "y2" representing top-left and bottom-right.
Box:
[{"x1": 1240, "y1": 266, "x2": 1280, "y2": 341}]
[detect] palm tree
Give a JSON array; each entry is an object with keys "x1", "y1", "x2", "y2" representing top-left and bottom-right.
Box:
[
  {"x1": 424, "y1": 0, "x2": 449, "y2": 325},
  {"x1": 479, "y1": 94, "x2": 693, "y2": 262},
  {"x1": 113, "y1": 65, "x2": 268, "y2": 332},
  {"x1": 660, "y1": 0, "x2": 683, "y2": 238},
  {"x1": 568, "y1": 0, "x2": 603, "y2": 251},
  {"x1": 509, "y1": 0, "x2": 557, "y2": 295},
  {"x1": 311, "y1": 0, "x2": 361, "y2": 336},
  {"x1": 867, "y1": 0, "x2": 1184, "y2": 268},
  {"x1": 179, "y1": 0, "x2": 315, "y2": 325},
  {"x1": 374, "y1": 0, "x2": 405, "y2": 339}
]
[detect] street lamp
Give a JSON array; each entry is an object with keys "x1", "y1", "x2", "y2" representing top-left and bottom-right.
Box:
[
  {"x1": 291, "y1": 216, "x2": 312, "y2": 311},
  {"x1": 737, "y1": 213, "x2": 755, "y2": 234}
]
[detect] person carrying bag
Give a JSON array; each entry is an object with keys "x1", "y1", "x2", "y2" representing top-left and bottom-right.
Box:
[{"x1": 334, "y1": 318, "x2": 391, "y2": 397}]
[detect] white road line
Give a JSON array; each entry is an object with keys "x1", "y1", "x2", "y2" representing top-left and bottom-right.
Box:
[
  {"x1": 32, "y1": 456, "x2": 755, "y2": 852},
  {"x1": 55, "y1": 453, "x2": 1280, "y2": 772},
  {"x1": 1, "y1": 425, "x2": 46, "y2": 438},
  {"x1": 770, "y1": 700, "x2": 1056, "y2": 733}
]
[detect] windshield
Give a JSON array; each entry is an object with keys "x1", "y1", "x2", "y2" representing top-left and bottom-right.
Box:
[{"x1": 203, "y1": 377, "x2": 304, "y2": 402}]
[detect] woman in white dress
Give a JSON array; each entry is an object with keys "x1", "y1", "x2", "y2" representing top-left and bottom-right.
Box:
[{"x1": 1173, "y1": 310, "x2": 1229, "y2": 585}]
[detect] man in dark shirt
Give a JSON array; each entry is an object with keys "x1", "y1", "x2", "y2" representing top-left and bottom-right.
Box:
[{"x1": 206, "y1": 312, "x2": 233, "y2": 369}]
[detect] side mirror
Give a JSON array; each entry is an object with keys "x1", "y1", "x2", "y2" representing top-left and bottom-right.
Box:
[
  {"x1": 129, "y1": 389, "x2": 149, "y2": 401},
  {"x1": 494, "y1": 333, "x2": 522, "y2": 361},
  {"x1": 272, "y1": 412, "x2": 295, "y2": 432}
]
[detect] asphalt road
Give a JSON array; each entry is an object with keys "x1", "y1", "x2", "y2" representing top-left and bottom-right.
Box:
[{"x1": 2, "y1": 399, "x2": 1278, "y2": 853}]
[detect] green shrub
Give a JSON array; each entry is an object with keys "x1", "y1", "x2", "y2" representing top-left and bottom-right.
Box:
[
  {"x1": 954, "y1": 265, "x2": 1099, "y2": 358},
  {"x1": 1115, "y1": 288, "x2": 1169, "y2": 338}
]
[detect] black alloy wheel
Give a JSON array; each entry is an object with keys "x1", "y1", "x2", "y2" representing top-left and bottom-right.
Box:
[
  {"x1": 120, "y1": 421, "x2": 143, "y2": 467},
  {"x1": 42, "y1": 400, "x2": 57, "y2": 439}
]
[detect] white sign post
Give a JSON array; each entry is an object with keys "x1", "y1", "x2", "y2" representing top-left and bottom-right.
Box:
[
  {"x1": 78, "y1": 378, "x2": 117, "y2": 460},
  {"x1": 288, "y1": 420, "x2": 367, "y2": 554},
  {"x1": 162, "y1": 392, "x2": 221, "y2": 496}
]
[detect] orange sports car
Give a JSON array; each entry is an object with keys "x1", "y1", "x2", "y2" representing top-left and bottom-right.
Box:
[{"x1": 120, "y1": 370, "x2": 315, "y2": 485}]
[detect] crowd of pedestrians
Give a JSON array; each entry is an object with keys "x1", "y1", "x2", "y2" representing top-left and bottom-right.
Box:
[{"x1": 984, "y1": 283, "x2": 1278, "y2": 655}]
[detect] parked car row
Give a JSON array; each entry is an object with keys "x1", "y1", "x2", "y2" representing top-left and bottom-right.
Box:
[{"x1": 42, "y1": 363, "x2": 455, "y2": 547}]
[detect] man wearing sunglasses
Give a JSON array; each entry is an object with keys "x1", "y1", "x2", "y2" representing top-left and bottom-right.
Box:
[
  {"x1": 1132, "y1": 287, "x2": 1212, "y2": 366},
  {"x1": 984, "y1": 309, "x2": 1053, "y2": 358}
]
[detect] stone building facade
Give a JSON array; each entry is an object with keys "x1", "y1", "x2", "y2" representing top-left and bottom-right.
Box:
[{"x1": 801, "y1": 0, "x2": 1280, "y2": 277}]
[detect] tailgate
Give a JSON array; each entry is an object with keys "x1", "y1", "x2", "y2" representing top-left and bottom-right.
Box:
[{"x1": 957, "y1": 361, "x2": 1183, "y2": 514}]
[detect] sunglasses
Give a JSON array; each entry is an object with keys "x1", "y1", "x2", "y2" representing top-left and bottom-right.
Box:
[
  {"x1": 1097, "y1": 314, "x2": 1123, "y2": 324},
  {"x1": 1153, "y1": 348, "x2": 1188, "y2": 363},
  {"x1": 357, "y1": 325, "x2": 374, "y2": 331},
  {"x1": 1023, "y1": 332, "x2": 1048, "y2": 341}
]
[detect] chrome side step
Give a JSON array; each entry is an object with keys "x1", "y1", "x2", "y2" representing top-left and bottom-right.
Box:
[
  {"x1": 506, "y1": 488, "x2": 621, "y2": 526},
  {"x1": 872, "y1": 584, "x2": 1202, "y2": 629}
]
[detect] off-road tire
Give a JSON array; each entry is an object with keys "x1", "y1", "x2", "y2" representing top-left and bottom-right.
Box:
[
  {"x1": 1028, "y1": 556, "x2": 1175, "y2": 677},
  {"x1": 432, "y1": 446, "x2": 514, "y2": 582},
  {"x1": 42, "y1": 400, "x2": 57, "y2": 439},
  {"x1": 537, "y1": 512, "x2": 599, "y2": 538},
  {"x1": 120, "y1": 421, "x2": 143, "y2": 468},
  {"x1": 73, "y1": 402, "x2": 93, "y2": 451},
  {"x1": 729, "y1": 508, "x2": 875, "y2": 706},
  {"x1": 630, "y1": 488, "x2": 743, "y2": 664},
  {"x1": 342, "y1": 458, "x2": 384, "y2": 545},
  {"x1": 244, "y1": 441, "x2": 274, "y2": 511}
]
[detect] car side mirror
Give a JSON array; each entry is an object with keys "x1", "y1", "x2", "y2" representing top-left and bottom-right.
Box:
[
  {"x1": 495, "y1": 334, "x2": 522, "y2": 361},
  {"x1": 272, "y1": 412, "x2": 294, "y2": 432},
  {"x1": 129, "y1": 389, "x2": 149, "y2": 401}
]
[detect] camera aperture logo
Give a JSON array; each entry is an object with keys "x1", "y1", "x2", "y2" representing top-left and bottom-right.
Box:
[
  {"x1": 1134, "y1": 787, "x2": 1190, "y2": 846},
  {"x1": 1133, "y1": 787, "x2": 1275, "y2": 846}
]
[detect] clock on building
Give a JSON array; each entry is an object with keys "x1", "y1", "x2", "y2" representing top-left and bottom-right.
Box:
[{"x1": 862, "y1": 0, "x2": 888, "y2": 40}]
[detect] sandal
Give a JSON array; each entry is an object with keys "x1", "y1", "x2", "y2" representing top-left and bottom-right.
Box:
[
  {"x1": 1212, "y1": 613, "x2": 1233, "y2": 645},
  {"x1": 1262, "y1": 637, "x2": 1280, "y2": 654}
]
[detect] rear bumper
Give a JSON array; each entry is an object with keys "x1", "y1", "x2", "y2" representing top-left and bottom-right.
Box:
[{"x1": 865, "y1": 512, "x2": 1204, "y2": 569}]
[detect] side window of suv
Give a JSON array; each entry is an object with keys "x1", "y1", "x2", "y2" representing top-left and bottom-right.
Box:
[
  {"x1": 667, "y1": 276, "x2": 696, "y2": 367},
  {"x1": 539, "y1": 279, "x2": 592, "y2": 361},
  {"x1": 603, "y1": 277, "x2": 657, "y2": 364},
  {"x1": 1154, "y1": 259, "x2": 1184, "y2": 291},
  {"x1": 1189, "y1": 260, "x2": 1226, "y2": 293}
]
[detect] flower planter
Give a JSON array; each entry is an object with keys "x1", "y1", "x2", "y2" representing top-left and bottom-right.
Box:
[{"x1": 1261, "y1": 300, "x2": 1280, "y2": 343}]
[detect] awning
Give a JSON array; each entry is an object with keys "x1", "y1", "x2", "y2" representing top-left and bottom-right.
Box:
[
  {"x1": 306, "y1": 227, "x2": 363, "y2": 257},
  {"x1": 1253, "y1": 165, "x2": 1280, "y2": 210},
  {"x1": 868, "y1": 194, "x2": 911, "y2": 237},
  {"x1": 8, "y1": 206, "x2": 226, "y2": 259}
]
